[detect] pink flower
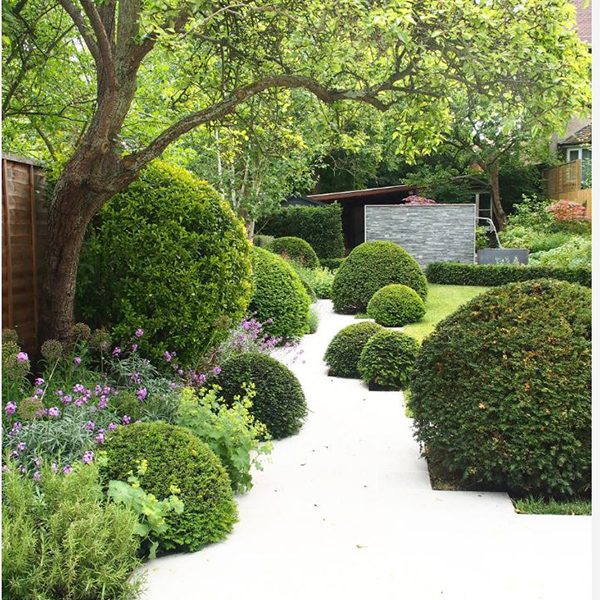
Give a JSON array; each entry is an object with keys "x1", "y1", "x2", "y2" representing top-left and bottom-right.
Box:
[
  {"x1": 4, "y1": 402, "x2": 17, "y2": 415},
  {"x1": 82, "y1": 451, "x2": 94, "y2": 464},
  {"x1": 131, "y1": 343, "x2": 138, "y2": 352},
  {"x1": 95, "y1": 430, "x2": 105, "y2": 444},
  {"x1": 63, "y1": 465, "x2": 73, "y2": 474},
  {"x1": 135, "y1": 328, "x2": 144, "y2": 338},
  {"x1": 16, "y1": 352, "x2": 28, "y2": 364},
  {"x1": 122, "y1": 415, "x2": 131, "y2": 425},
  {"x1": 212, "y1": 366, "x2": 222, "y2": 375},
  {"x1": 48, "y1": 407, "x2": 60, "y2": 418},
  {"x1": 112, "y1": 346, "x2": 121, "y2": 357},
  {"x1": 34, "y1": 377, "x2": 45, "y2": 386},
  {"x1": 136, "y1": 387, "x2": 148, "y2": 402},
  {"x1": 33, "y1": 471, "x2": 42, "y2": 481},
  {"x1": 73, "y1": 356, "x2": 82, "y2": 365},
  {"x1": 108, "y1": 422, "x2": 117, "y2": 431},
  {"x1": 164, "y1": 351, "x2": 173, "y2": 362}
]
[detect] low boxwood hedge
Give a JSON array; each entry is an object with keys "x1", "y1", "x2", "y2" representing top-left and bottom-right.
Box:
[
  {"x1": 425, "y1": 262, "x2": 591, "y2": 288},
  {"x1": 271, "y1": 236, "x2": 320, "y2": 269},
  {"x1": 367, "y1": 284, "x2": 425, "y2": 327}
]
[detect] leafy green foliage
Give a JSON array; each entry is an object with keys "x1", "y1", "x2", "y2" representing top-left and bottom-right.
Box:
[
  {"x1": 107, "y1": 460, "x2": 184, "y2": 559},
  {"x1": 259, "y1": 204, "x2": 344, "y2": 259},
  {"x1": 249, "y1": 247, "x2": 311, "y2": 340},
  {"x1": 176, "y1": 385, "x2": 272, "y2": 494},
  {"x1": 366, "y1": 284, "x2": 425, "y2": 327},
  {"x1": 530, "y1": 237, "x2": 592, "y2": 269},
  {"x1": 271, "y1": 236, "x2": 320, "y2": 268},
  {"x1": 77, "y1": 162, "x2": 252, "y2": 366},
  {"x1": 100, "y1": 422, "x2": 237, "y2": 553},
  {"x1": 2, "y1": 464, "x2": 141, "y2": 600},
  {"x1": 306, "y1": 306, "x2": 319, "y2": 334},
  {"x1": 476, "y1": 226, "x2": 490, "y2": 250},
  {"x1": 253, "y1": 235, "x2": 275, "y2": 250},
  {"x1": 291, "y1": 265, "x2": 335, "y2": 299},
  {"x1": 411, "y1": 279, "x2": 591, "y2": 497},
  {"x1": 324, "y1": 321, "x2": 383, "y2": 378},
  {"x1": 358, "y1": 330, "x2": 419, "y2": 390},
  {"x1": 217, "y1": 353, "x2": 307, "y2": 439},
  {"x1": 332, "y1": 241, "x2": 427, "y2": 313},
  {"x1": 320, "y1": 258, "x2": 345, "y2": 271},
  {"x1": 425, "y1": 262, "x2": 591, "y2": 288}
]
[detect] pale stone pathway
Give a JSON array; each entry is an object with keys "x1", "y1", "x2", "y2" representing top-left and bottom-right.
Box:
[{"x1": 141, "y1": 300, "x2": 591, "y2": 600}]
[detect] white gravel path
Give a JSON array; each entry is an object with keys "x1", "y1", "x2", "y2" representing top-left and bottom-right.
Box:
[{"x1": 140, "y1": 300, "x2": 591, "y2": 600}]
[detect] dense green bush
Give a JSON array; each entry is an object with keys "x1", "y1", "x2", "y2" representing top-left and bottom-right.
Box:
[
  {"x1": 77, "y1": 161, "x2": 252, "y2": 366},
  {"x1": 259, "y1": 204, "x2": 344, "y2": 258},
  {"x1": 271, "y1": 236, "x2": 320, "y2": 268},
  {"x1": 101, "y1": 422, "x2": 237, "y2": 552},
  {"x1": 411, "y1": 279, "x2": 591, "y2": 497},
  {"x1": 249, "y1": 247, "x2": 311, "y2": 339},
  {"x1": 324, "y1": 321, "x2": 383, "y2": 378},
  {"x1": 530, "y1": 237, "x2": 592, "y2": 269},
  {"x1": 217, "y1": 352, "x2": 307, "y2": 439},
  {"x1": 253, "y1": 234, "x2": 274, "y2": 249},
  {"x1": 307, "y1": 306, "x2": 319, "y2": 334},
  {"x1": 292, "y1": 265, "x2": 335, "y2": 299},
  {"x1": 366, "y1": 284, "x2": 425, "y2": 327},
  {"x1": 425, "y1": 262, "x2": 592, "y2": 288},
  {"x1": 358, "y1": 330, "x2": 419, "y2": 390},
  {"x1": 2, "y1": 464, "x2": 141, "y2": 600},
  {"x1": 332, "y1": 241, "x2": 427, "y2": 313},
  {"x1": 320, "y1": 258, "x2": 345, "y2": 270}
]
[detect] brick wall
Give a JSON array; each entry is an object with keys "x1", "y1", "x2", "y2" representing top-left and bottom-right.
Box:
[{"x1": 364, "y1": 204, "x2": 476, "y2": 268}]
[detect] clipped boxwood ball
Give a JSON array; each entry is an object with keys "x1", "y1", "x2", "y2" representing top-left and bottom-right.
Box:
[
  {"x1": 217, "y1": 352, "x2": 307, "y2": 439},
  {"x1": 271, "y1": 236, "x2": 320, "y2": 268},
  {"x1": 77, "y1": 161, "x2": 252, "y2": 366},
  {"x1": 411, "y1": 279, "x2": 591, "y2": 497},
  {"x1": 358, "y1": 330, "x2": 419, "y2": 390},
  {"x1": 332, "y1": 241, "x2": 427, "y2": 314},
  {"x1": 100, "y1": 422, "x2": 237, "y2": 553},
  {"x1": 367, "y1": 284, "x2": 426, "y2": 327},
  {"x1": 324, "y1": 321, "x2": 383, "y2": 378},
  {"x1": 249, "y1": 247, "x2": 311, "y2": 339}
]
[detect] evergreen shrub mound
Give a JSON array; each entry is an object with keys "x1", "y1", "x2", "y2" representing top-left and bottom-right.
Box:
[
  {"x1": 77, "y1": 161, "x2": 252, "y2": 365},
  {"x1": 410, "y1": 279, "x2": 591, "y2": 497},
  {"x1": 217, "y1": 353, "x2": 307, "y2": 439},
  {"x1": 253, "y1": 235, "x2": 274, "y2": 249},
  {"x1": 271, "y1": 236, "x2": 320, "y2": 268},
  {"x1": 324, "y1": 321, "x2": 383, "y2": 378},
  {"x1": 332, "y1": 241, "x2": 427, "y2": 314},
  {"x1": 250, "y1": 247, "x2": 311, "y2": 339},
  {"x1": 101, "y1": 422, "x2": 237, "y2": 553},
  {"x1": 367, "y1": 284, "x2": 426, "y2": 327},
  {"x1": 358, "y1": 330, "x2": 419, "y2": 390},
  {"x1": 259, "y1": 204, "x2": 344, "y2": 258}
]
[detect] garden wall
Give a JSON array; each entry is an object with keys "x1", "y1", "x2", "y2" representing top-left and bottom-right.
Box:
[
  {"x1": 2, "y1": 154, "x2": 48, "y2": 354},
  {"x1": 364, "y1": 204, "x2": 476, "y2": 268}
]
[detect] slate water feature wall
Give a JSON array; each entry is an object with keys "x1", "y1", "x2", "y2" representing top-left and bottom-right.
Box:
[{"x1": 364, "y1": 204, "x2": 476, "y2": 268}]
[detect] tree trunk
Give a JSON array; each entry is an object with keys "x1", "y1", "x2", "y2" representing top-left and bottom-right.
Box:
[{"x1": 488, "y1": 163, "x2": 507, "y2": 231}]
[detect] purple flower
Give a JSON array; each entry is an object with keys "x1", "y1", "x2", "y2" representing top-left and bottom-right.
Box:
[
  {"x1": 9, "y1": 450, "x2": 19, "y2": 459},
  {"x1": 56, "y1": 389, "x2": 64, "y2": 397},
  {"x1": 135, "y1": 328, "x2": 144, "y2": 338},
  {"x1": 4, "y1": 402, "x2": 17, "y2": 416},
  {"x1": 95, "y1": 431, "x2": 105, "y2": 444},
  {"x1": 177, "y1": 369, "x2": 184, "y2": 376},
  {"x1": 212, "y1": 366, "x2": 222, "y2": 376},
  {"x1": 130, "y1": 372, "x2": 141, "y2": 385},
  {"x1": 17, "y1": 442, "x2": 26, "y2": 452},
  {"x1": 33, "y1": 471, "x2": 42, "y2": 481},
  {"x1": 122, "y1": 415, "x2": 131, "y2": 425},
  {"x1": 136, "y1": 387, "x2": 148, "y2": 402},
  {"x1": 108, "y1": 422, "x2": 117, "y2": 431},
  {"x1": 82, "y1": 451, "x2": 94, "y2": 464},
  {"x1": 33, "y1": 456, "x2": 42, "y2": 467},
  {"x1": 164, "y1": 351, "x2": 173, "y2": 362},
  {"x1": 16, "y1": 352, "x2": 28, "y2": 364},
  {"x1": 34, "y1": 377, "x2": 45, "y2": 386},
  {"x1": 51, "y1": 462, "x2": 58, "y2": 473},
  {"x1": 131, "y1": 343, "x2": 138, "y2": 352},
  {"x1": 62, "y1": 394, "x2": 73, "y2": 405},
  {"x1": 83, "y1": 420, "x2": 96, "y2": 431},
  {"x1": 98, "y1": 397, "x2": 108, "y2": 410},
  {"x1": 34, "y1": 388, "x2": 44, "y2": 396},
  {"x1": 10, "y1": 422, "x2": 22, "y2": 436},
  {"x1": 48, "y1": 406, "x2": 60, "y2": 418},
  {"x1": 73, "y1": 356, "x2": 82, "y2": 365},
  {"x1": 73, "y1": 384, "x2": 85, "y2": 394},
  {"x1": 112, "y1": 346, "x2": 121, "y2": 357},
  {"x1": 63, "y1": 465, "x2": 73, "y2": 475}
]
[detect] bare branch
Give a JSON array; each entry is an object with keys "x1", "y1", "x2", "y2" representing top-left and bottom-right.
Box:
[
  {"x1": 56, "y1": 0, "x2": 100, "y2": 63},
  {"x1": 79, "y1": 0, "x2": 117, "y2": 87}
]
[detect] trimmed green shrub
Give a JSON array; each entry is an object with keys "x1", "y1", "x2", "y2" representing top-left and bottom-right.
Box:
[
  {"x1": 259, "y1": 204, "x2": 344, "y2": 258},
  {"x1": 77, "y1": 161, "x2": 252, "y2": 366},
  {"x1": 253, "y1": 234, "x2": 274, "y2": 249},
  {"x1": 217, "y1": 352, "x2": 307, "y2": 439},
  {"x1": 358, "y1": 330, "x2": 419, "y2": 390},
  {"x1": 271, "y1": 236, "x2": 320, "y2": 268},
  {"x1": 324, "y1": 321, "x2": 383, "y2": 378},
  {"x1": 250, "y1": 247, "x2": 311, "y2": 339},
  {"x1": 332, "y1": 241, "x2": 427, "y2": 313},
  {"x1": 425, "y1": 261, "x2": 591, "y2": 288},
  {"x1": 367, "y1": 284, "x2": 425, "y2": 327},
  {"x1": 411, "y1": 279, "x2": 591, "y2": 497},
  {"x1": 2, "y1": 464, "x2": 141, "y2": 600},
  {"x1": 320, "y1": 258, "x2": 345, "y2": 271},
  {"x1": 100, "y1": 422, "x2": 237, "y2": 552}
]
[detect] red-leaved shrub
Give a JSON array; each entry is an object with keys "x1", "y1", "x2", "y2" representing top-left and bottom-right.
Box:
[{"x1": 546, "y1": 200, "x2": 588, "y2": 222}]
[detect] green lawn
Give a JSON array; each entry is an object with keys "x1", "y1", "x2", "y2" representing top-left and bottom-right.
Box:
[
  {"x1": 513, "y1": 497, "x2": 591, "y2": 516},
  {"x1": 403, "y1": 284, "x2": 490, "y2": 342}
]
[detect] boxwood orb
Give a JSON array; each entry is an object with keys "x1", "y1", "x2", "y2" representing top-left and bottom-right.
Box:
[
  {"x1": 332, "y1": 241, "x2": 427, "y2": 314},
  {"x1": 324, "y1": 321, "x2": 383, "y2": 378},
  {"x1": 271, "y1": 236, "x2": 320, "y2": 268},
  {"x1": 217, "y1": 352, "x2": 307, "y2": 439},
  {"x1": 410, "y1": 279, "x2": 591, "y2": 497},
  {"x1": 367, "y1": 284, "x2": 426, "y2": 327}
]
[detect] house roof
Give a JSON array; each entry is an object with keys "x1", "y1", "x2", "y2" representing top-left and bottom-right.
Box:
[
  {"x1": 558, "y1": 123, "x2": 592, "y2": 146},
  {"x1": 572, "y1": 0, "x2": 592, "y2": 45},
  {"x1": 306, "y1": 183, "x2": 415, "y2": 203}
]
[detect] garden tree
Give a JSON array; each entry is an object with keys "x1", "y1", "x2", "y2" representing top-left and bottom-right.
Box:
[{"x1": 1, "y1": 0, "x2": 589, "y2": 341}]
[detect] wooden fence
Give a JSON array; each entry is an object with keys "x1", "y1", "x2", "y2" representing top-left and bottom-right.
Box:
[
  {"x1": 544, "y1": 159, "x2": 592, "y2": 218},
  {"x1": 2, "y1": 154, "x2": 48, "y2": 354}
]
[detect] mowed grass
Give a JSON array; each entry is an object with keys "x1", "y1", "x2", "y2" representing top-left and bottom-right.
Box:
[
  {"x1": 513, "y1": 497, "x2": 591, "y2": 516},
  {"x1": 403, "y1": 284, "x2": 490, "y2": 342}
]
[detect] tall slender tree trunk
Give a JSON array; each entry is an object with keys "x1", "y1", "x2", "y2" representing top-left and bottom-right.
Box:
[{"x1": 488, "y1": 162, "x2": 507, "y2": 231}]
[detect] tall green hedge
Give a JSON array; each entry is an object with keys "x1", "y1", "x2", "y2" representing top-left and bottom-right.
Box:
[
  {"x1": 258, "y1": 204, "x2": 344, "y2": 258},
  {"x1": 425, "y1": 262, "x2": 591, "y2": 288},
  {"x1": 76, "y1": 162, "x2": 252, "y2": 366}
]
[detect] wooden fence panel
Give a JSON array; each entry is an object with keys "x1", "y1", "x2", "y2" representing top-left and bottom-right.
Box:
[
  {"x1": 2, "y1": 155, "x2": 47, "y2": 354},
  {"x1": 545, "y1": 160, "x2": 582, "y2": 196}
]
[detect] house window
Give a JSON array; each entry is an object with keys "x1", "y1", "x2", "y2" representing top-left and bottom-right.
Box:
[{"x1": 563, "y1": 146, "x2": 592, "y2": 189}]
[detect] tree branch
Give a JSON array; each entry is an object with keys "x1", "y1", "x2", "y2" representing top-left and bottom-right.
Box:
[
  {"x1": 56, "y1": 0, "x2": 100, "y2": 63},
  {"x1": 79, "y1": 0, "x2": 117, "y2": 87}
]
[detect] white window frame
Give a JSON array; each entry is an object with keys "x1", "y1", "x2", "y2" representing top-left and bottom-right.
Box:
[{"x1": 565, "y1": 146, "x2": 592, "y2": 163}]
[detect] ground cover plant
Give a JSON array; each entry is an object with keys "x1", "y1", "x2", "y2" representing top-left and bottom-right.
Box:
[
  {"x1": 410, "y1": 279, "x2": 591, "y2": 498},
  {"x1": 271, "y1": 236, "x2": 320, "y2": 268},
  {"x1": 513, "y1": 497, "x2": 592, "y2": 516},
  {"x1": 332, "y1": 241, "x2": 427, "y2": 314},
  {"x1": 324, "y1": 321, "x2": 384, "y2": 378},
  {"x1": 366, "y1": 284, "x2": 425, "y2": 327},
  {"x1": 216, "y1": 352, "x2": 307, "y2": 440}
]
